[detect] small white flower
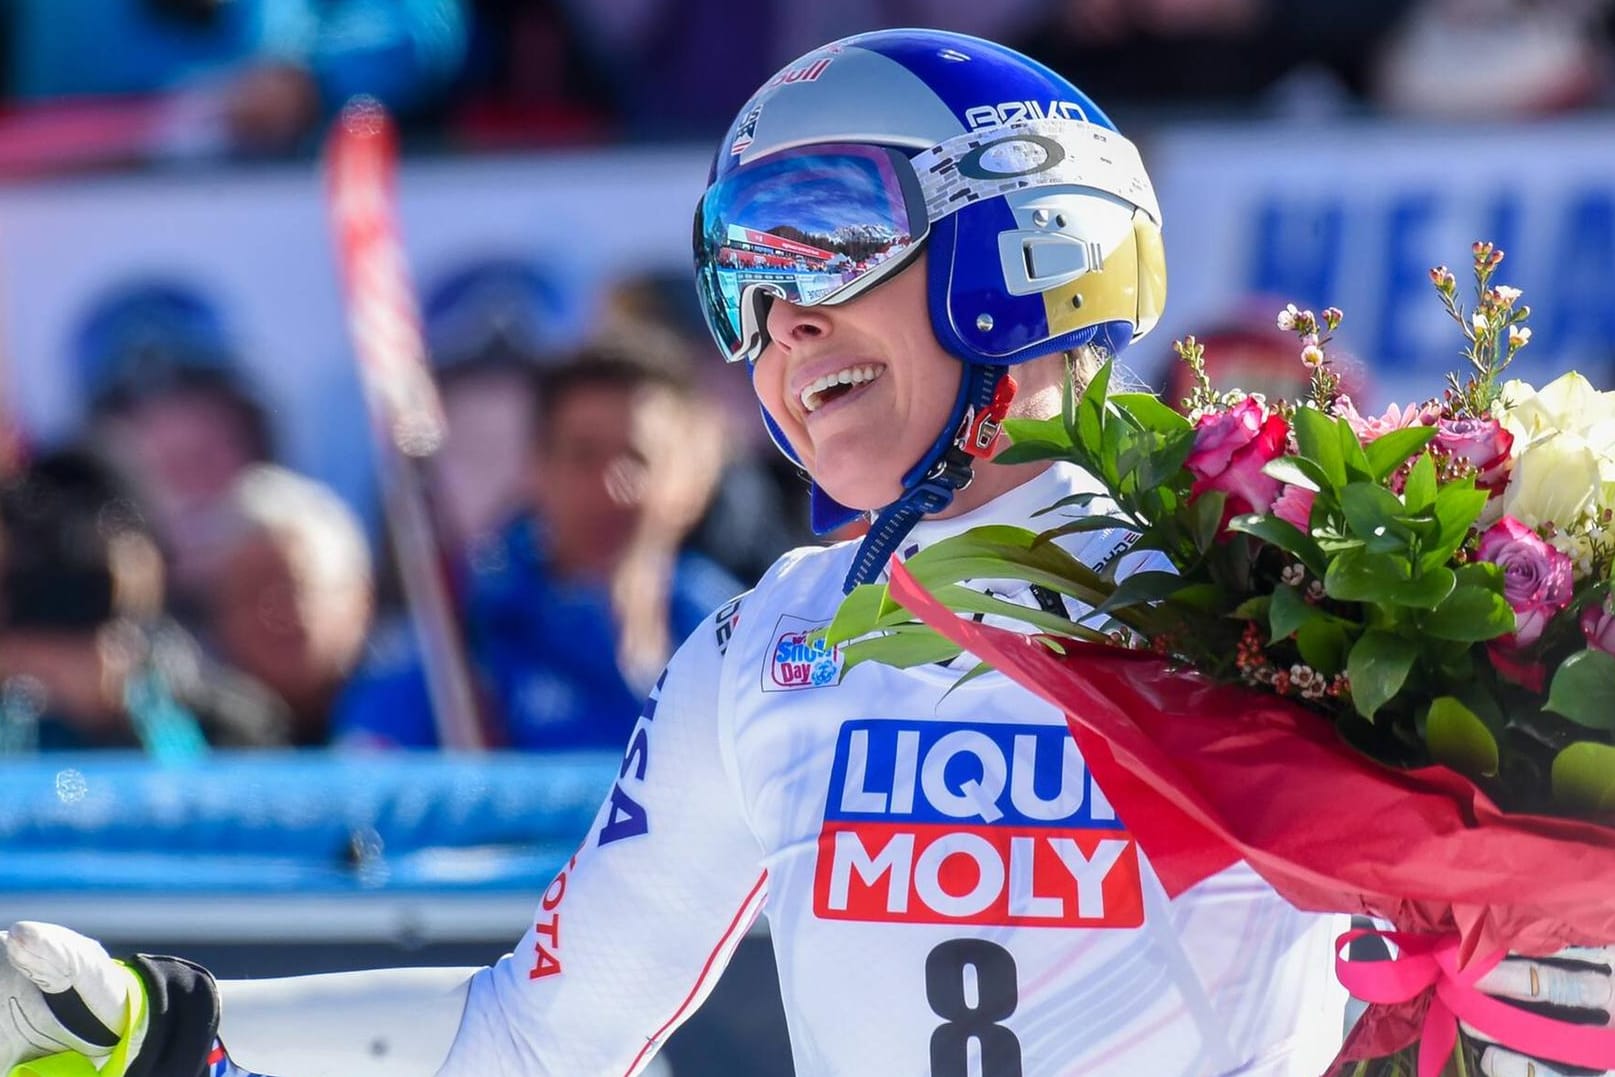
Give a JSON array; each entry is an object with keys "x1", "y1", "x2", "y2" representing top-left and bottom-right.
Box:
[
  {"x1": 1494, "y1": 285, "x2": 1522, "y2": 305},
  {"x1": 1276, "y1": 304, "x2": 1299, "y2": 331},
  {"x1": 1508, "y1": 325, "x2": 1532, "y2": 348},
  {"x1": 1471, "y1": 311, "x2": 1488, "y2": 331},
  {"x1": 1301, "y1": 345, "x2": 1325, "y2": 368}
]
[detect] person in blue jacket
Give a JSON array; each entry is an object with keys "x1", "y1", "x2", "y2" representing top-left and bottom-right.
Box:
[
  {"x1": 4, "y1": 0, "x2": 467, "y2": 154},
  {"x1": 333, "y1": 333, "x2": 741, "y2": 751}
]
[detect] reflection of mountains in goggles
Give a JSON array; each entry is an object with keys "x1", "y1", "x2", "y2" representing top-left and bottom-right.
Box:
[{"x1": 695, "y1": 119, "x2": 1159, "y2": 364}]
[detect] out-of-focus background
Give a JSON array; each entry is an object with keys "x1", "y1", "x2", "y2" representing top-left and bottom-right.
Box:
[{"x1": 0, "y1": 2, "x2": 1611, "y2": 1073}]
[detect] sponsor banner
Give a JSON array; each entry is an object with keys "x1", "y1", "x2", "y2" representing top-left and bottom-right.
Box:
[
  {"x1": 813, "y1": 719, "x2": 1143, "y2": 928},
  {"x1": 1147, "y1": 118, "x2": 1615, "y2": 407}
]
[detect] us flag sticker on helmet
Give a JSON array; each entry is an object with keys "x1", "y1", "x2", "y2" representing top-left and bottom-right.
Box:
[{"x1": 729, "y1": 105, "x2": 762, "y2": 156}]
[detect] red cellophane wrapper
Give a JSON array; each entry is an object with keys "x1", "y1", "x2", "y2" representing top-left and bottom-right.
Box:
[{"x1": 889, "y1": 560, "x2": 1615, "y2": 1068}]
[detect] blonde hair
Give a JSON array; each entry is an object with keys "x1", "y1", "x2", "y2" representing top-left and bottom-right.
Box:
[{"x1": 222, "y1": 465, "x2": 372, "y2": 590}]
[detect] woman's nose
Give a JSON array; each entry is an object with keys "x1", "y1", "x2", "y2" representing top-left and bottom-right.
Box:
[{"x1": 764, "y1": 295, "x2": 832, "y2": 349}]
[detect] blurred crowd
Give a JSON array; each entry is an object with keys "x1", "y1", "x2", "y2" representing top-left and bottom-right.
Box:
[
  {"x1": 1, "y1": 0, "x2": 1614, "y2": 754},
  {"x1": 0, "y1": 259, "x2": 817, "y2": 752},
  {"x1": 0, "y1": 0, "x2": 1606, "y2": 170}
]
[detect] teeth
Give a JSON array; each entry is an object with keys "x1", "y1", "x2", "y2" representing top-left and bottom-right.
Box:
[{"x1": 800, "y1": 365, "x2": 885, "y2": 413}]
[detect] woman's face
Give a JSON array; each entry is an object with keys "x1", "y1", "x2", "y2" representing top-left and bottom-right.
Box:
[{"x1": 750, "y1": 254, "x2": 961, "y2": 511}]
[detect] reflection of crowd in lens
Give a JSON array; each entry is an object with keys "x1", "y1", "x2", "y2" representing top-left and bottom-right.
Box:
[{"x1": 1, "y1": 0, "x2": 1613, "y2": 753}]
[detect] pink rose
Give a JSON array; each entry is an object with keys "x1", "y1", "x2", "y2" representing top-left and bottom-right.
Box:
[
  {"x1": 1433, "y1": 416, "x2": 1513, "y2": 494},
  {"x1": 1476, "y1": 516, "x2": 1573, "y2": 647},
  {"x1": 1271, "y1": 485, "x2": 1316, "y2": 532},
  {"x1": 1186, "y1": 398, "x2": 1290, "y2": 519},
  {"x1": 1581, "y1": 597, "x2": 1615, "y2": 655}
]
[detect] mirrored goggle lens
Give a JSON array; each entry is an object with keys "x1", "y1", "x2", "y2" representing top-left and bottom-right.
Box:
[{"x1": 694, "y1": 144, "x2": 927, "y2": 363}]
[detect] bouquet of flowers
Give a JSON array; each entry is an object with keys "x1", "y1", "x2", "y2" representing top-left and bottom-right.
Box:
[{"x1": 826, "y1": 243, "x2": 1615, "y2": 1076}]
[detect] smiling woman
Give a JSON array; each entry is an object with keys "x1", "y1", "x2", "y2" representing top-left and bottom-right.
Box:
[{"x1": 0, "y1": 29, "x2": 1355, "y2": 1077}]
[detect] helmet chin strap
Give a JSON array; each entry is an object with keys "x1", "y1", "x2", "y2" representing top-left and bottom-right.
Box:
[{"x1": 840, "y1": 367, "x2": 1017, "y2": 593}]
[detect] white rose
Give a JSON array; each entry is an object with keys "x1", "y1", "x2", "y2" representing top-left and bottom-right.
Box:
[{"x1": 1501, "y1": 429, "x2": 1601, "y2": 529}]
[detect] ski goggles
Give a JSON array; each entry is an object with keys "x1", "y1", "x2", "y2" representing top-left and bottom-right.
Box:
[
  {"x1": 694, "y1": 143, "x2": 926, "y2": 363},
  {"x1": 693, "y1": 119, "x2": 1161, "y2": 364}
]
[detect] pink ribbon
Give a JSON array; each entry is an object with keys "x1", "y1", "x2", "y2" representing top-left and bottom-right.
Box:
[{"x1": 1335, "y1": 928, "x2": 1615, "y2": 1076}]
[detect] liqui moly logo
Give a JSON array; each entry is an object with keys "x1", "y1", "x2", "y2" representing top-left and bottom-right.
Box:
[
  {"x1": 765, "y1": 615, "x2": 843, "y2": 691},
  {"x1": 813, "y1": 720, "x2": 1143, "y2": 928}
]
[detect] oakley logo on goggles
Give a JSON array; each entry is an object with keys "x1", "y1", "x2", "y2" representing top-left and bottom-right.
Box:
[{"x1": 694, "y1": 118, "x2": 1160, "y2": 363}]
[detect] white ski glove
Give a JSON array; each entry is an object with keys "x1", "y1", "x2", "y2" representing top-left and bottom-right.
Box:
[
  {"x1": 0, "y1": 922, "x2": 146, "y2": 1076},
  {"x1": 1472, "y1": 946, "x2": 1614, "y2": 1077}
]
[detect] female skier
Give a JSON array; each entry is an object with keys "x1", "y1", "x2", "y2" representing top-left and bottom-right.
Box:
[{"x1": 3, "y1": 27, "x2": 1605, "y2": 1077}]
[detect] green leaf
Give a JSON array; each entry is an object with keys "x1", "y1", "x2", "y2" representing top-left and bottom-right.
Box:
[
  {"x1": 1365, "y1": 425, "x2": 1438, "y2": 482},
  {"x1": 1400, "y1": 566, "x2": 1457, "y2": 610},
  {"x1": 1111, "y1": 392, "x2": 1192, "y2": 434},
  {"x1": 1169, "y1": 582, "x2": 1221, "y2": 613},
  {"x1": 1293, "y1": 407, "x2": 1347, "y2": 491},
  {"x1": 1263, "y1": 456, "x2": 1324, "y2": 491},
  {"x1": 840, "y1": 624, "x2": 962, "y2": 672},
  {"x1": 1340, "y1": 482, "x2": 1411, "y2": 547},
  {"x1": 937, "y1": 659, "x2": 999, "y2": 704},
  {"x1": 1545, "y1": 649, "x2": 1615, "y2": 730},
  {"x1": 1226, "y1": 513, "x2": 1328, "y2": 579},
  {"x1": 1031, "y1": 491, "x2": 1101, "y2": 517},
  {"x1": 1002, "y1": 415, "x2": 1072, "y2": 450},
  {"x1": 1136, "y1": 427, "x2": 1197, "y2": 493},
  {"x1": 1270, "y1": 584, "x2": 1322, "y2": 640},
  {"x1": 1347, "y1": 629, "x2": 1417, "y2": 719},
  {"x1": 1324, "y1": 549, "x2": 1455, "y2": 610},
  {"x1": 926, "y1": 583, "x2": 1111, "y2": 643},
  {"x1": 1421, "y1": 481, "x2": 1489, "y2": 574},
  {"x1": 1324, "y1": 548, "x2": 1405, "y2": 604},
  {"x1": 1338, "y1": 418, "x2": 1374, "y2": 483},
  {"x1": 1094, "y1": 570, "x2": 1186, "y2": 615},
  {"x1": 825, "y1": 583, "x2": 892, "y2": 646},
  {"x1": 1420, "y1": 584, "x2": 1515, "y2": 642},
  {"x1": 1189, "y1": 490, "x2": 1228, "y2": 552},
  {"x1": 1296, "y1": 621, "x2": 1350, "y2": 675},
  {"x1": 1230, "y1": 595, "x2": 1272, "y2": 621},
  {"x1": 1552, "y1": 741, "x2": 1615, "y2": 814},
  {"x1": 894, "y1": 525, "x2": 1155, "y2": 635},
  {"x1": 991, "y1": 440, "x2": 1077, "y2": 466},
  {"x1": 1032, "y1": 515, "x2": 1143, "y2": 543},
  {"x1": 1425, "y1": 696, "x2": 1500, "y2": 777},
  {"x1": 1075, "y1": 359, "x2": 1112, "y2": 454},
  {"x1": 1402, "y1": 452, "x2": 1438, "y2": 515}
]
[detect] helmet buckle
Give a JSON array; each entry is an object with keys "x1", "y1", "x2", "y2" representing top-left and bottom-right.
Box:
[{"x1": 963, "y1": 373, "x2": 1018, "y2": 458}]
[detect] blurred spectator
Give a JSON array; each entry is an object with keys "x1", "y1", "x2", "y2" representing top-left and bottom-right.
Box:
[
  {"x1": 334, "y1": 334, "x2": 740, "y2": 751},
  {"x1": 451, "y1": 0, "x2": 623, "y2": 146},
  {"x1": 561, "y1": 1, "x2": 1044, "y2": 138},
  {"x1": 598, "y1": 268, "x2": 815, "y2": 584},
  {"x1": 202, "y1": 465, "x2": 374, "y2": 747},
  {"x1": 1010, "y1": 0, "x2": 1419, "y2": 117},
  {"x1": 1372, "y1": 0, "x2": 1615, "y2": 118},
  {"x1": 427, "y1": 354, "x2": 544, "y2": 558},
  {"x1": 2, "y1": 0, "x2": 468, "y2": 159},
  {"x1": 0, "y1": 448, "x2": 287, "y2": 753},
  {"x1": 76, "y1": 281, "x2": 275, "y2": 623},
  {"x1": 418, "y1": 257, "x2": 568, "y2": 556}
]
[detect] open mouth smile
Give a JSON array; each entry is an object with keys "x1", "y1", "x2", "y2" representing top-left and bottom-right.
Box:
[{"x1": 799, "y1": 364, "x2": 886, "y2": 414}]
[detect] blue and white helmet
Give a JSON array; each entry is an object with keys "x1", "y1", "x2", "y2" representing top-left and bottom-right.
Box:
[{"x1": 692, "y1": 28, "x2": 1166, "y2": 590}]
